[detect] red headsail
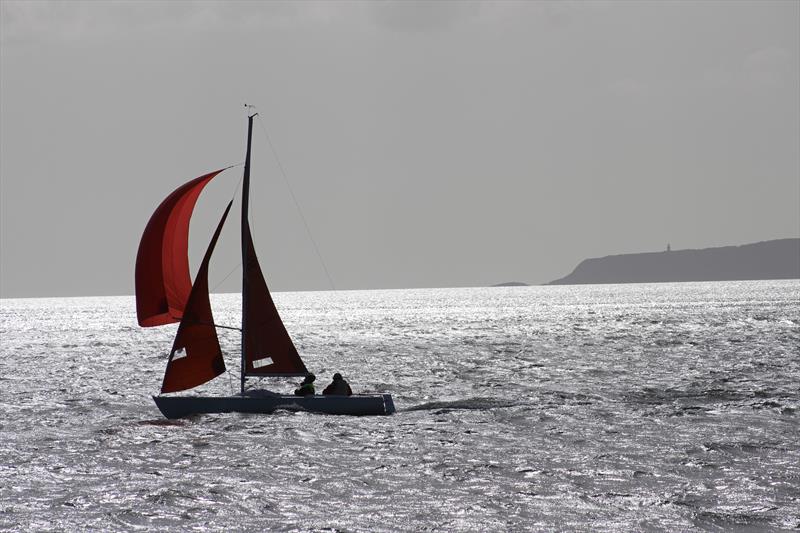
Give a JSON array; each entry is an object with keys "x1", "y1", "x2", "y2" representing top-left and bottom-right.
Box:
[
  {"x1": 161, "y1": 201, "x2": 232, "y2": 394},
  {"x1": 135, "y1": 169, "x2": 225, "y2": 327}
]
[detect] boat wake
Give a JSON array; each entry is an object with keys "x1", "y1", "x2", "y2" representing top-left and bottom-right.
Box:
[{"x1": 404, "y1": 397, "x2": 518, "y2": 412}]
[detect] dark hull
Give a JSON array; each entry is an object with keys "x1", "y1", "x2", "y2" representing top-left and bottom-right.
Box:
[{"x1": 153, "y1": 393, "x2": 396, "y2": 418}]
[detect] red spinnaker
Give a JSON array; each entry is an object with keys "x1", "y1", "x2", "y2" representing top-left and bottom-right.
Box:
[
  {"x1": 242, "y1": 223, "x2": 308, "y2": 376},
  {"x1": 161, "y1": 201, "x2": 232, "y2": 394},
  {"x1": 135, "y1": 169, "x2": 225, "y2": 327}
]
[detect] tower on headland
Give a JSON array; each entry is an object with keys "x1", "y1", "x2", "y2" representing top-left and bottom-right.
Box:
[{"x1": 666, "y1": 243, "x2": 671, "y2": 252}]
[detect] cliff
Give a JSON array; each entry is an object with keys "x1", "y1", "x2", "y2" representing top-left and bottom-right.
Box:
[{"x1": 547, "y1": 238, "x2": 800, "y2": 285}]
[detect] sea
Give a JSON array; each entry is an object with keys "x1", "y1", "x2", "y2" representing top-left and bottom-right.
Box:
[{"x1": 1, "y1": 281, "x2": 798, "y2": 532}]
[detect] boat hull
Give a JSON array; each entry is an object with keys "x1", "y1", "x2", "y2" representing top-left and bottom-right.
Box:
[{"x1": 153, "y1": 393, "x2": 396, "y2": 418}]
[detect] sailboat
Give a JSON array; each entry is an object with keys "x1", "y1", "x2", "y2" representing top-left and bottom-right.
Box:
[{"x1": 135, "y1": 113, "x2": 395, "y2": 418}]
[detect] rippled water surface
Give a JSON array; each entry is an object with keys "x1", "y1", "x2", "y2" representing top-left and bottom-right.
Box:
[{"x1": 1, "y1": 281, "x2": 799, "y2": 532}]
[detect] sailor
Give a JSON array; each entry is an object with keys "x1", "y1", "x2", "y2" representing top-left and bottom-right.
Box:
[
  {"x1": 294, "y1": 374, "x2": 316, "y2": 396},
  {"x1": 322, "y1": 373, "x2": 353, "y2": 396}
]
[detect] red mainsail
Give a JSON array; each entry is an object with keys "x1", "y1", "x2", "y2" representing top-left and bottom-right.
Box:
[
  {"x1": 161, "y1": 201, "x2": 232, "y2": 394},
  {"x1": 239, "y1": 115, "x2": 308, "y2": 378},
  {"x1": 135, "y1": 169, "x2": 225, "y2": 327},
  {"x1": 242, "y1": 223, "x2": 309, "y2": 376}
]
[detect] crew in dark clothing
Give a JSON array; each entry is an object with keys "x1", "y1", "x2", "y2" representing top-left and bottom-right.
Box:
[
  {"x1": 322, "y1": 373, "x2": 352, "y2": 396},
  {"x1": 294, "y1": 374, "x2": 316, "y2": 396}
]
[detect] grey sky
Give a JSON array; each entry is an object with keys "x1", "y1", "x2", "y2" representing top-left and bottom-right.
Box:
[{"x1": 1, "y1": 0, "x2": 798, "y2": 298}]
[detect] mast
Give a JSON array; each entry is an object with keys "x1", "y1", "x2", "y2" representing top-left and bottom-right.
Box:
[
  {"x1": 241, "y1": 113, "x2": 257, "y2": 395},
  {"x1": 238, "y1": 111, "x2": 309, "y2": 392}
]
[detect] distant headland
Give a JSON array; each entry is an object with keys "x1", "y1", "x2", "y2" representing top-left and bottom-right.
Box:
[
  {"x1": 547, "y1": 238, "x2": 800, "y2": 285},
  {"x1": 491, "y1": 281, "x2": 530, "y2": 287}
]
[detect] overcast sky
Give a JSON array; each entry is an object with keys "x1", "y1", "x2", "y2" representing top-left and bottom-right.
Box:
[{"x1": 1, "y1": 0, "x2": 798, "y2": 298}]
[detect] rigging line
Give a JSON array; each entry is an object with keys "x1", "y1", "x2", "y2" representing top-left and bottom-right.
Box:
[
  {"x1": 210, "y1": 262, "x2": 242, "y2": 294},
  {"x1": 254, "y1": 114, "x2": 345, "y2": 362},
  {"x1": 180, "y1": 320, "x2": 242, "y2": 332},
  {"x1": 232, "y1": 164, "x2": 245, "y2": 196},
  {"x1": 217, "y1": 161, "x2": 245, "y2": 180},
  {"x1": 206, "y1": 166, "x2": 248, "y2": 294},
  {"x1": 211, "y1": 323, "x2": 242, "y2": 332},
  {"x1": 255, "y1": 115, "x2": 337, "y2": 290},
  {"x1": 168, "y1": 317, "x2": 242, "y2": 331}
]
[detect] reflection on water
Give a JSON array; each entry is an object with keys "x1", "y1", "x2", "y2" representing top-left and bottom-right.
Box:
[{"x1": 1, "y1": 281, "x2": 798, "y2": 531}]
